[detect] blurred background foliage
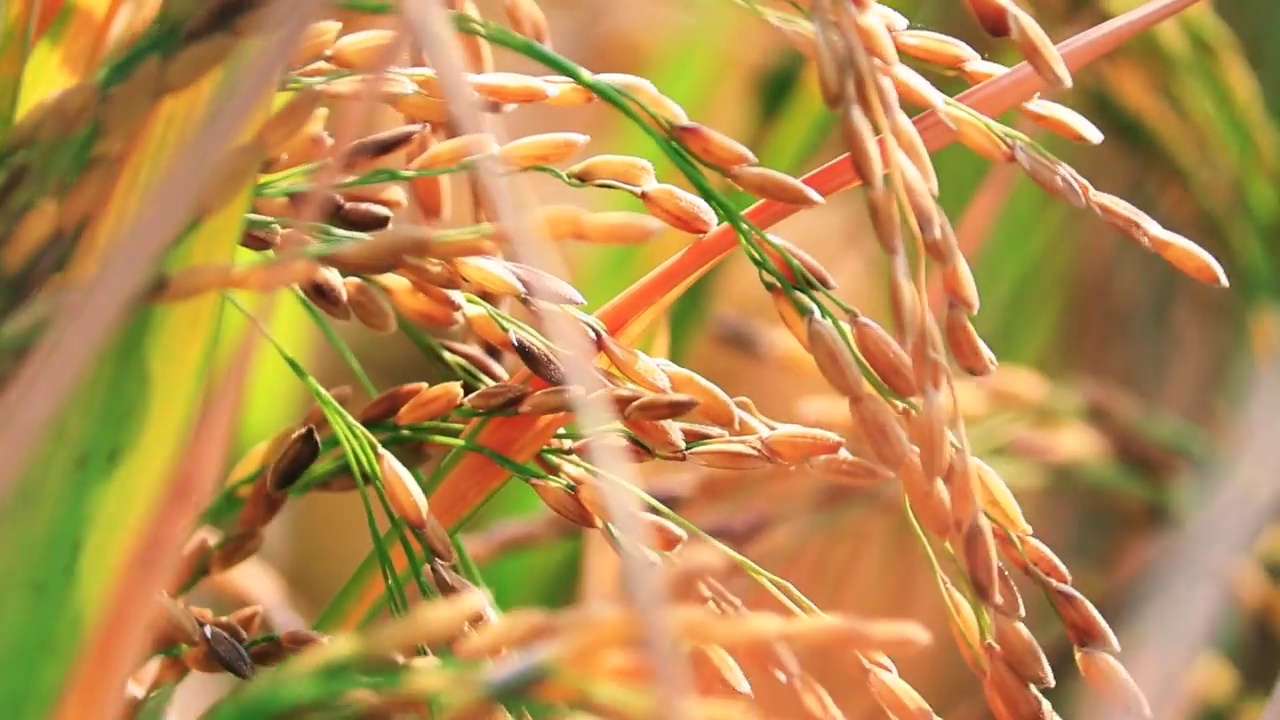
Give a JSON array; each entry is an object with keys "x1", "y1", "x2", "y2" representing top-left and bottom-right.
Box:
[{"x1": 191, "y1": 0, "x2": 1280, "y2": 717}]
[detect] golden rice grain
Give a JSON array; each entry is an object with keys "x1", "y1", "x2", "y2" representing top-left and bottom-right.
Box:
[
  {"x1": 566, "y1": 154, "x2": 658, "y2": 188},
  {"x1": 854, "y1": 10, "x2": 899, "y2": 65},
  {"x1": 339, "y1": 124, "x2": 425, "y2": 172},
  {"x1": 530, "y1": 478, "x2": 598, "y2": 527},
  {"x1": 973, "y1": 458, "x2": 1033, "y2": 535},
  {"x1": 760, "y1": 235, "x2": 837, "y2": 290},
  {"x1": 883, "y1": 61, "x2": 948, "y2": 113},
  {"x1": 381, "y1": 275, "x2": 462, "y2": 328},
  {"x1": 378, "y1": 448, "x2": 431, "y2": 531},
  {"x1": 1018, "y1": 99, "x2": 1103, "y2": 145},
  {"x1": 849, "y1": 394, "x2": 911, "y2": 470},
  {"x1": 302, "y1": 266, "x2": 351, "y2": 321},
  {"x1": 1045, "y1": 579, "x2": 1120, "y2": 652},
  {"x1": 328, "y1": 29, "x2": 399, "y2": 71},
  {"x1": 963, "y1": 514, "x2": 1000, "y2": 605},
  {"x1": 623, "y1": 393, "x2": 701, "y2": 422},
  {"x1": 726, "y1": 165, "x2": 824, "y2": 207},
  {"x1": 994, "y1": 614, "x2": 1055, "y2": 689},
  {"x1": 806, "y1": 314, "x2": 864, "y2": 398},
  {"x1": 691, "y1": 645, "x2": 752, "y2": 697},
  {"x1": 686, "y1": 442, "x2": 773, "y2": 471},
  {"x1": 982, "y1": 642, "x2": 1053, "y2": 720},
  {"x1": 965, "y1": 0, "x2": 1014, "y2": 37},
  {"x1": 1146, "y1": 226, "x2": 1229, "y2": 287},
  {"x1": 761, "y1": 425, "x2": 846, "y2": 464},
  {"x1": 497, "y1": 131, "x2": 590, "y2": 168},
  {"x1": 940, "y1": 104, "x2": 1014, "y2": 163},
  {"x1": 257, "y1": 91, "x2": 323, "y2": 160},
  {"x1": 392, "y1": 92, "x2": 452, "y2": 122},
  {"x1": 640, "y1": 183, "x2": 718, "y2": 234},
  {"x1": 851, "y1": 315, "x2": 918, "y2": 398},
  {"x1": 841, "y1": 101, "x2": 885, "y2": 192},
  {"x1": 893, "y1": 29, "x2": 981, "y2": 68},
  {"x1": 598, "y1": 333, "x2": 672, "y2": 392},
  {"x1": 452, "y1": 255, "x2": 527, "y2": 296},
  {"x1": 1007, "y1": 6, "x2": 1072, "y2": 89},
  {"x1": 655, "y1": 362, "x2": 738, "y2": 430},
  {"x1": 291, "y1": 20, "x2": 342, "y2": 67},
  {"x1": 959, "y1": 58, "x2": 1010, "y2": 83},
  {"x1": 945, "y1": 303, "x2": 997, "y2": 376},
  {"x1": 1075, "y1": 649, "x2": 1152, "y2": 719},
  {"x1": 504, "y1": 0, "x2": 551, "y2": 45},
  {"x1": 541, "y1": 75, "x2": 597, "y2": 106},
  {"x1": 409, "y1": 133, "x2": 498, "y2": 170},
  {"x1": 470, "y1": 71, "x2": 551, "y2": 103},
  {"x1": 806, "y1": 452, "x2": 895, "y2": 486},
  {"x1": 671, "y1": 123, "x2": 758, "y2": 168},
  {"x1": 896, "y1": 452, "x2": 952, "y2": 536},
  {"x1": 866, "y1": 664, "x2": 937, "y2": 720},
  {"x1": 578, "y1": 210, "x2": 668, "y2": 244},
  {"x1": 344, "y1": 277, "x2": 399, "y2": 334}
]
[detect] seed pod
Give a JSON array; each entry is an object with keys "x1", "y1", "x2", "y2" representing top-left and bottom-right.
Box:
[
  {"x1": 265, "y1": 425, "x2": 321, "y2": 493},
  {"x1": 760, "y1": 235, "x2": 837, "y2": 290},
  {"x1": 997, "y1": 531, "x2": 1072, "y2": 584},
  {"x1": 893, "y1": 29, "x2": 981, "y2": 67},
  {"x1": 518, "y1": 385, "x2": 584, "y2": 415},
  {"x1": 199, "y1": 622, "x2": 254, "y2": 679},
  {"x1": 453, "y1": 255, "x2": 527, "y2": 296},
  {"x1": 761, "y1": 425, "x2": 845, "y2": 464},
  {"x1": 677, "y1": 423, "x2": 730, "y2": 443},
  {"x1": 334, "y1": 201, "x2": 393, "y2": 232},
  {"x1": 806, "y1": 315, "x2": 864, "y2": 398},
  {"x1": 464, "y1": 383, "x2": 531, "y2": 412},
  {"x1": 378, "y1": 448, "x2": 431, "y2": 532},
  {"x1": 909, "y1": 400, "x2": 948, "y2": 485},
  {"x1": 1007, "y1": 7, "x2": 1072, "y2": 89},
  {"x1": 510, "y1": 331, "x2": 566, "y2": 385},
  {"x1": 291, "y1": 20, "x2": 342, "y2": 66},
  {"x1": 946, "y1": 304, "x2": 997, "y2": 376},
  {"x1": 686, "y1": 442, "x2": 773, "y2": 471},
  {"x1": 505, "y1": 263, "x2": 586, "y2": 305},
  {"x1": 841, "y1": 101, "x2": 885, "y2": 192},
  {"x1": 439, "y1": 339, "x2": 510, "y2": 383},
  {"x1": 852, "y1": 315, "x2": 918, "y2": 398},
  {"x1": 963, "y1": 514, "x2": 1000, "y2": 605},
  {"x1": 671, "y1": 123, "x2": 757, "y2": 168},
  {"x1": 940, "y1": 104, "x2": 1014, "y2": 163},
  {"x1": 1018, "y1": 99, "x2": 1103, "y2": 145},
  {"x1": 1045, "y1": 579, "x2": 1120, "y2": 652},
  {"x1": 1146, "y1": 226, "x2": 1229, "y2": 288},
  {"x1": 891, "y1": 107, "x2": 938, "y2": 197},
  {"x1": 806, "y1": 452, "x2": 895, "y2": 486},
  {"x1": 598, "y1": 334, "x2": 671, "y2": 392},
  {"x1": 395, "y1": 382, "x2": 466, "y2": 424},
  {"x1": 470, "y1": 71, "x2": 551, "y2": 103},
  {"x1": 573, "y1": 211, "x2": 663, "y2": 245},
  {"x1": 982, "y1": 642, "x2": 1052, "y2": 720},
  {"x1": 942, "y1": 243, "x2": 982, "y2": 314},
  {"x1": 623, "y1": 417, "x2": 687, "y2": 455},
  {"x1": 1075, "y1": 649, "x2": 1151, "y2": 719},
  {"x1": 381, "y1": 275, "x2": 462, "y2": 328},
  {"x1": 639, "y1": 513, "x2": 688, "y2": 553},
  {"x1": 623, "y1": 393, "x2": 701, "y2": 422},
  {"x1": 340, "y1": 124, "x2": 425, "y2": 171},
  {"x1": 848, "y1": 394, "x2": 911, "y2": 470},
  {"x1": 972, "y1": 458, "x2": 1032, "y2": 535},
  {"x1": 342, "y1": 278, "x2": 398, "y2": 334},
  {"x1": 965, "y1": 0, "x2": 1013, "y2": 36},
  {"x1": 994, "y1": 561, "x2": 1025, "y2": 619},
  {"x1": 567, "y1": 154, "x2": 657, "y2": 187},
  {"x1": 528, "y1": 479, "x2": 597, "y2": 527},
  {"x1": 727, "y1": 165, "x2": 824, "y2": 206},
  {"x1": 945, "y1": 450, "x2": 980, "y2": 532},
  {"x1": 504, "y1": 0, "x2": 551, "y2": 45},
  {"x1": 226, "y1": 605, "x2": 266, "y2": 637},
  {"x1": 328, "y1": 29, "x2": 398, "y2": 70},
  {"x1": 409, "y1": 133, "x2": 498, "y2": 170},
  {"x1": 412, "y1": 515, "x2": 457, "y2": 563},
  {"x1": 1015, "y1": 143, "x2": 1091, "y2": 209},
  {"x1": 940, "y1": 592, "x2": 982, "y2": 678},
  {"x1": 497, "y1": 131, "x2": 590, "y2": 168},
  {"x1": 655, "y1": 362, "x2": 738, "y2": 430},
  {"x1": 360, "y1": 382, "x2": 431, "y2": 423},
  {"x1": 899, "y1": 454, "x2": 953, "y2": 537},
  {"x1": 866, "y1": 664, "x2": 936, "y2": 720},
  {"x1": 994, "y1": 614, "x2": 1054, "y2": 688},
  {"x1": 640, "y1": 183, "x2": 717, "y2": 234}
]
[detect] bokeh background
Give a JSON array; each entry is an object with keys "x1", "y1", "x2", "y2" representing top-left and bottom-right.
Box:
[{"x1": 194, "y1": 1, "x2": 1280, "y2": 717}]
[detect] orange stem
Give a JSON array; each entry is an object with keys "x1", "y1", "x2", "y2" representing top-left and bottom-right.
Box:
[{"x1": 337, "y1": 0, "x2": 1205, "y2": 628}]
